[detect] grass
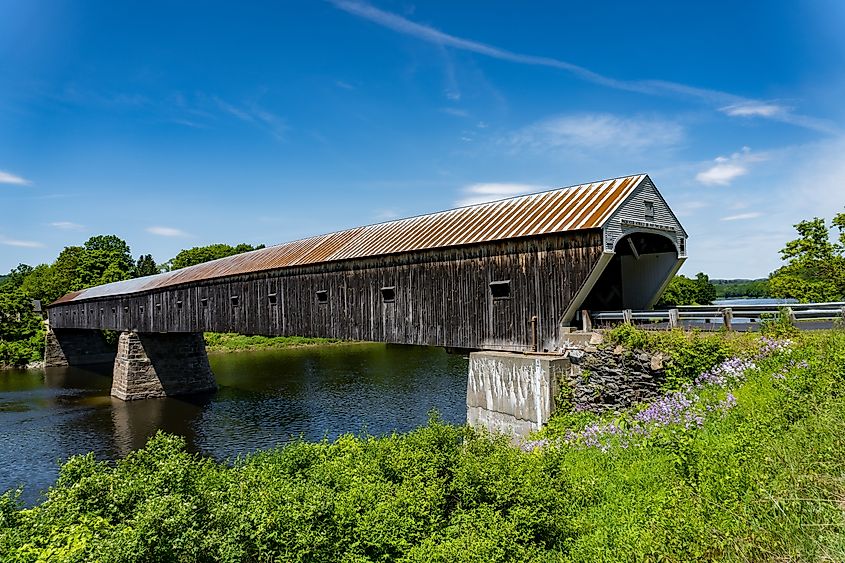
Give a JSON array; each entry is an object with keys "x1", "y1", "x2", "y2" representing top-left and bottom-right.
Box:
[
  {"x1": 203, "y1": 332, "x2": 342, "y2": 353},
  {"x1": 2, "y1": 329, "x2": 844, "y2": 561}
]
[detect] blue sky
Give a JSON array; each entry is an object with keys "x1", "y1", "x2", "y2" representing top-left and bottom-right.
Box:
[{"x1": 1, "y1": 0, "x2": 844, "y2": 278}]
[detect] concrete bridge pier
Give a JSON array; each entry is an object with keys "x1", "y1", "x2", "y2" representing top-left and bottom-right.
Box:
[
  {"x1": 111, "y1": 331, "x2": 217, "y2": 401},
  {"x1": 466, "y1": 351, "x2": 570, "y2": 440}
]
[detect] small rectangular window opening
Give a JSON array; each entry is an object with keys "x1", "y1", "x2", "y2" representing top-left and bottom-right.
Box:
[
  {"x1": 380, "y1": 286, "x2": 396, "y2": 303},
  {"x1": 268, "y1": 293, "x2": 277, "y2": 305},
  {"x1": 124, "y1": 306, "x2": 129, "y2": 313},
  {"x1": 644, "y1": 201, "x2": 655, "y2": 219},
  {"x1": 176, "y1": 300, "x2": 183, "y2": 309},
  {"x1": 100, "y1": 307, "x2": 104, "y2": 314},
  {"x1": 111, "y1": 307, "x2": 116, "y2": 314},
  {"x1": 139, "y1": 306, "x2": 144, "y2": 314},
  {"x1": 201, "y1": 297, "x2": 208, "y2": 307},
  {"x1": 231, "y1": 296, "x2": 240, "y2": 307},
  {"x1": 155, "y1": 303, "x2": 162, "y2": 311},
  {"x1": 316, "y1": 290, "x2": 328, "y2": 304},
  {"x1": 490, "y1": 280, "x2": 511, "y2": 300},
  {"x1": 679, "y1": 237, "x2": 686, "y2": 254}
]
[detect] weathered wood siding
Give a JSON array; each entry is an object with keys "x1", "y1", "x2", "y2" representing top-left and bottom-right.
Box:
[{"x1": 48, "y1": 231, "x2": 604, "y2": 352}]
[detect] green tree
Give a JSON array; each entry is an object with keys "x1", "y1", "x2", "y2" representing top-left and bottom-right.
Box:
[
  {"x1": 20, "y1": 248, "x2": 85, "y2": 304},
  {"x1": 17, "y1": 236, "x2": 138, "y2": 304},
  {"x1": 77, "y1": 235, "x2": 134, "y2": 288},
  {"x1": 0, "y1": 290, "x2": 41, "y2": 341},
  {"x1": 164, "y1": 243, "x2": 264, "y2": 270},
  {"x1": 769, "y1": 214, "x2": 845, "y2": 302},
  {"x1": 0, "y1": 264, "x2": 33, "y2": 292},
  {"x1": 694, "y1": 272, "x2": 717, "y2": 304},
  {"x1": 133, "y1": 254, "x2": 159, "y2": 277},
  {"x1": 657, "y1": 272, "x2": 717, "y2": 307}
]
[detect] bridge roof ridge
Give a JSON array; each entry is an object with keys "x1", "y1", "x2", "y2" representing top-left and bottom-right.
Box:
[{"x1": 50, "y1": 173, "x2": 648, "y2": 305}]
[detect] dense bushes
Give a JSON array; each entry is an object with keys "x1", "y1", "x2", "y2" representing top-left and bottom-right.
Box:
[
  {"x1": 602, "y1": 324, "x2": 760, "y2": 389},
  {"x1": 203, "y1": 332, "x2": 339, "y2": 352},
  {"x1": 0, "y1": 290, "x2": 44, "y2": 367},
  {"x1": 2, "y1": 330, "x2": 845, "y2": 561}
]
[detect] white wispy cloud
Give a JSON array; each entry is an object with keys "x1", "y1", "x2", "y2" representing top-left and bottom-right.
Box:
[
  {"x1": 696, "y1": 163, "x2": 747, "y2": 186},
  {"x1": 696, "y1": 147, "x2": 767, "y2": 186},
  {"x1": 720, "y1": 102, "x2": 785, "y2": 117},
  {"x1": 0, "y1": 236, "x2": 43, "y2": 248},
  {"x1": 49, "y1": 221, "x2": 85, "y2": 231},
  {"x1": 511, "y1": 113, "x2": 684, "y2": 153},
  {"x1": 440, "y1": 107, "x2": 469, "y2": 117},
  {"x1": 330, "y1": 0, "x2": 837, "y2": 133},
  {"x1": 146, "y1": 226, "x2": 189, "y2": 237},
  {"x1": 456, "y1": 182, "x2": 546, "y2": 206},
  {"x1": 211, "y1": 97, "x2": 288, "y2": 140},
  {"x1": 0, "y1": 170, "x2": 31, "y2": 185},
  {"x1": 721, "y1": 212, "x2": 762, "y2": 221},
  {"x1": 373, "y1": 208, "x2": 400, "y2": 221},
  {"x1": 673, "y1": 200, "x2": 709, "y2": 218}
]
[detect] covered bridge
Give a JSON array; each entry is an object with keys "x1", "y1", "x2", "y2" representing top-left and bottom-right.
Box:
[{"x1": 48, "y1": 173, "x2": 686, "y2": 355}]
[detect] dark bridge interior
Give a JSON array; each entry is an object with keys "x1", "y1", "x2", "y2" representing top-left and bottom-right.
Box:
[{"x1": 580, "y1": 232, "x2": 680, "y2": 312}]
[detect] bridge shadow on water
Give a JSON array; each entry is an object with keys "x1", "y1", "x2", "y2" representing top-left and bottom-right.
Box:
[{"x1": 0, "y1": 342, "x2": 468, "y2": 505}]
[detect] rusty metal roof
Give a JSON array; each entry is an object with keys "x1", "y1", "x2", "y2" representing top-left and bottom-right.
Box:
[{"x1": 52, "y1": 174, "x2": 647, "y2": 304}]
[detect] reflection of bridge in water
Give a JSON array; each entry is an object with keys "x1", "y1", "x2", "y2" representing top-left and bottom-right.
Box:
[{"x1": 45, "y1": 174, "x2": 688, "y2": 438}]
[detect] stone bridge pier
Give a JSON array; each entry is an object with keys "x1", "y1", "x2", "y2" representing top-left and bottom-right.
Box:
[
  {"x1": 466, "y1": 339, "x2": 667, "y2": 440},
  {"x1": 45, "y1": 325, "x2": 117, "y2": 367},
  {"x1": 45, "y1": 325, "x2": 217, "y2": 401}
]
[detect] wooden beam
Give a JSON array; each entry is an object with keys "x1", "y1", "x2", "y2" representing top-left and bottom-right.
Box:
[
  {"x1": 722, "y1": 308, "x2": 733, "y2": 331},
  {"x1": 668, "y1": 308, "x2": 679, "y2": 330},
  {"x1": 627, "y1": 237, "x2": 640, "y2": 260},
  {"x1": 581, "y1": 309, "x2": 592, "y2": 332}
]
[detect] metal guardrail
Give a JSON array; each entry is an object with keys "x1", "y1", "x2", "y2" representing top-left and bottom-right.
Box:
[{"x1": 582, "y1": 302, "x2": 845, "y2": 332}]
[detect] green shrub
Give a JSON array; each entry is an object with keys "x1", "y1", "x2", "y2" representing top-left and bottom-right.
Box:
[
  {"x1": 603, "y1": 324, "x2": 758, "y2": 390},
  {"x1": 203, "y1": 332, "x2": 340, "y2": 352},
  {"x1": 760, "y1": 307, "x2": 800, "y2": 339},
  {"x1": 2, "y1": 331, "x2": 845, "y2": 561}
]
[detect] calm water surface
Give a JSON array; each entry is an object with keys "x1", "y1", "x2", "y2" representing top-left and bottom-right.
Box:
[{"x1": 0, "y1": 343, "x2": 468, "y2": 504}]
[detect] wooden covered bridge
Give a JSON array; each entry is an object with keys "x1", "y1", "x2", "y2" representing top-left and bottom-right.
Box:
[{"x1": 46, "y1": 174, "x2": 687, "y2": 424}]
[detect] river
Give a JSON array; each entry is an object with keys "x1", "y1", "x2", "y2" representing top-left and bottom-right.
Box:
[{"x1": 0, "y1": 343, "x2": 468, "y2": 504}]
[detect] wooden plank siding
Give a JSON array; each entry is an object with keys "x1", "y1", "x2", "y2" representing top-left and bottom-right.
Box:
[{"x1": 48, "y1": 230, "x2": 604, "y2": 352}]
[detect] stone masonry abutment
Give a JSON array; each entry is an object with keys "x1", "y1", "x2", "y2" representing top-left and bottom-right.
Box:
[
  {"x1": 45, "y1": 325, "x2": 117, "y2": 367},
  {"x1": 111, "y1": 331, "x2": 217, "y2": 400},
  {"x1": 45, "y1": 324, "x2": 217, "y2": 401}
]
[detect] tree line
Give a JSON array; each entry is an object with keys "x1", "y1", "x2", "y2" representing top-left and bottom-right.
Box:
[
  {"x1": 0, "y1": 238, "x2": 263, "y2": 366},
  {"x1": 656, "y1": 209, "x2": 845, "y2": 307}
]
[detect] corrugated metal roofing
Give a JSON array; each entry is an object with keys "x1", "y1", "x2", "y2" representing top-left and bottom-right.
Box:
[{"x1": 52, "y1": 174, "x2": 646, "y2": 304}]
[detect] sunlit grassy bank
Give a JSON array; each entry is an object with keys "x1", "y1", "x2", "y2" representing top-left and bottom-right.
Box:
[
  {"x1": 203, "y1": 332, "x2": 341, "y2": 352},
  {"x1": 2, "y1": 329, "x2": 844, "y2": 561}
]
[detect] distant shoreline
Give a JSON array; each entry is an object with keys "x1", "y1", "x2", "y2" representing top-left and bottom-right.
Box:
[{"x1": 203, "y1": 333, "x2": 354, "y2": 354}]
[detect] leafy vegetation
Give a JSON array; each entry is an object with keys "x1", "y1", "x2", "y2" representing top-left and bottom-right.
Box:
[
  {"x1": 655, "y1": 272, "x2": 716, "y2": 307},
  {"x1": 204, "y1": 332, "x2": 340, "y2": 352},
  {"x1": 711, "y1": 278, "x2": 770, "y2": 299},
  {"x1": 768, "y1": 211, "x2": 845, "y2": 302},
  {"x1": 0, "y1": 237, "x2": 265, "y2": 367},
  {"x1": 602, "y1": 323, "x2": 758, "y2": 390},
  {"x1": 2, "y1": 329, "x2": 845, "y2": 561},
  {"x1": 163, "y1": 243, "x2": 265, "y2": 271}
]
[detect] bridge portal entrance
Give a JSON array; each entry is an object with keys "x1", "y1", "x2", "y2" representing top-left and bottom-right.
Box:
[{"x1": 580, "y1": 232, "x2": 681, "y2": 312}]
